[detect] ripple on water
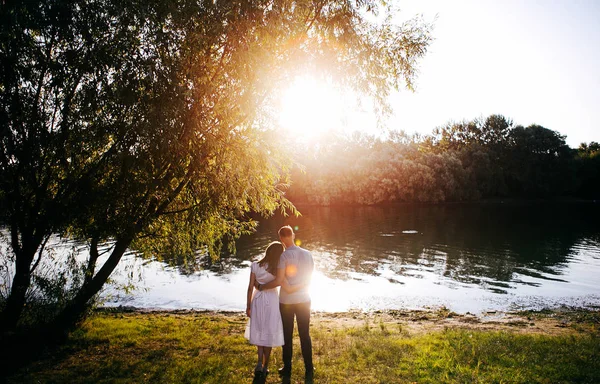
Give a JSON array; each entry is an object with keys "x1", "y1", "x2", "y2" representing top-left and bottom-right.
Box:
[{"x1": 55, "y1": 204, "x2": 600, "y2": 313}]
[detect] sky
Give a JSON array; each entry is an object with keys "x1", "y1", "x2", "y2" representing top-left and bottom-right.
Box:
[{"x1": 378, "y1": 0, "x2": 600, "y2": 147}]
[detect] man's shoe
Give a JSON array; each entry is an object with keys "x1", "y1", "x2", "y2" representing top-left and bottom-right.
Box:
[
  {"x1": 305, "y1": 369, "x2": 314, "y2": 384},
  {"x1": 278, "y1": 366, "x2": 291, "y2": 377}
]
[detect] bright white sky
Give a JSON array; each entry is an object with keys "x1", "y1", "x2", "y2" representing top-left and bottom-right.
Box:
[
  {"x1": 384, "y1": 0, "x2": 600, "y2": 147},
  {"x1": 279, "y1": 0, "x2": 600, "y2": 147}
]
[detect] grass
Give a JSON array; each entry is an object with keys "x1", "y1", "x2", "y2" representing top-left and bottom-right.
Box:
[{"x1": 4, "y1": 310, "x2": 599, "y2": 384}]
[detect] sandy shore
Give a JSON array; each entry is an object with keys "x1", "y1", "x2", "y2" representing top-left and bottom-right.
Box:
[{"x1": 98, "y1": 306, "x2": 600, "y2": 336}]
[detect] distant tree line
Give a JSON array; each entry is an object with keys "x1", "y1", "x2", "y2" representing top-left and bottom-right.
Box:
[{"x1": 286, "y1": 115, "x2": 600, "y2": 204}]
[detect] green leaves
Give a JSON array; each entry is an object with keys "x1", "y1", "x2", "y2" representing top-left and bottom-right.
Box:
[{"x1": 1, "y1": 0, "x2": 432, "y2": 252}]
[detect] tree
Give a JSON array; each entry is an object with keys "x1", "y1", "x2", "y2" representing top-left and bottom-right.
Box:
[
  {"x1": 285, "y1": 114, "x2": 588, "y2": 204},
  {"x1": 576, "y1": 142, "x2": 600, "y2": 198},
  {"x1": 0, "y1": 0, "x2": 433, "y2": 331},
  {"x1": 506, "y1": 124, "x2": 574, "y2": 196}
]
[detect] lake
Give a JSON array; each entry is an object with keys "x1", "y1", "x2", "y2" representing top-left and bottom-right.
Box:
[{"x1": 102, "y1": 202, "x2": 600, "y2": 314}]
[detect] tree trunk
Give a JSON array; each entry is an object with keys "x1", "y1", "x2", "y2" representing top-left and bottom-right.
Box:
[
  {"x1": 50, "y1": 236, "x2": 133, "y2": 331},
  {"x1": 0, "y1": 246, "x2": 37, "y2": 331}
]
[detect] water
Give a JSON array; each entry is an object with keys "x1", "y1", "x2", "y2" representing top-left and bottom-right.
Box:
[{"x1": 101, "y1": 202, "x2": 600, "y2": 314}]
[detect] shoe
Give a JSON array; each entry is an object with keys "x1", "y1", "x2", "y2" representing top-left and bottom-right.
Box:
[
  {"x1": 254, "y1": 368, "x2": 264, "y2": 378},
  {"x1": 278, "y1": 366, "x2": 291, "y2": 377},
  {"x1": 262, "y1": 368, "x2": 269, "y2": 377},
  {"x1": 305, "y1": 368, "x2": 314, "y2": 384}
]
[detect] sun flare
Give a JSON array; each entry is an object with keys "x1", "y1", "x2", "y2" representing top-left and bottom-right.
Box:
[{"x1": 278, "y1": 76, "x2": 345, "y2": 140}]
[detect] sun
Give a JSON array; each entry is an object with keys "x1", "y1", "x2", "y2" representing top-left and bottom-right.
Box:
[{"x1": 278, "y1": 75, "x2": 346, "y2": 140}]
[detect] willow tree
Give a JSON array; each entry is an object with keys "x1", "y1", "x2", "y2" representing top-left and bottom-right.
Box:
[{"x1": 0, "y1": 0, "x2": 432, "y2": 331}]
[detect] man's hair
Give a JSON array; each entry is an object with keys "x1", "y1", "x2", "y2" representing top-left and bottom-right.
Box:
[{"x1": 278, "y1": 225, "x2": 294, "y2": 238}]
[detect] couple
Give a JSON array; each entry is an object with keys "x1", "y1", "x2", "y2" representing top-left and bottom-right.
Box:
[{"x1": 245, "y1": 225, "x2": 314, "y2": 383}]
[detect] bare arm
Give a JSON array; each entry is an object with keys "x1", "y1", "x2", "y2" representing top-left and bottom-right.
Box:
[
  {"x1": 259, "y1": 267, "x2": 284, "y2": 291},
  {"x1": 246, "y1": 270, "x2": 256, "y2": 317}
]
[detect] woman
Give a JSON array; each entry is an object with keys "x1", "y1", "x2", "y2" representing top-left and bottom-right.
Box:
[{"x1": 245, "y1": 241, "x2": 306, "y2": 378}]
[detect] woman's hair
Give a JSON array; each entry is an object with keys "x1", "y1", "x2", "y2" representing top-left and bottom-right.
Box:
[{"x1": 258, "y1": 241, "x2": 284, "y2": 275}]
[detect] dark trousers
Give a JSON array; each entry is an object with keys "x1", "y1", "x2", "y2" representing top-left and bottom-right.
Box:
[{"x1": 280, "y1": 301, "x2": 313, "y2": 372}]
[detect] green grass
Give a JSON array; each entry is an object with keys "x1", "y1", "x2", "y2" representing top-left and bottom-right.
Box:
[{"x1": 5, "y1": 311, "x2": 599, "y2": 384}]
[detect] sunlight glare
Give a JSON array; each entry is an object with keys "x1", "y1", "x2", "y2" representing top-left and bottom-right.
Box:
[
  {"x1": 308, "y1": 271, "x2": 356, "y2": 312},
  {"x1": 278, "y1": 76, "x2": 345, "y2": 140}
]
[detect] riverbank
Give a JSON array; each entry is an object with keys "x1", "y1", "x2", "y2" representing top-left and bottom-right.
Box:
[{"x1": 4, "y1": 307, "x2": 598, "y2": 383}]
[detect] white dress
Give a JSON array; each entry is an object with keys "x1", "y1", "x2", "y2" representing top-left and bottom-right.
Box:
[{"x1": 244, "y1": 262, "x2": 284, "y2": 347}]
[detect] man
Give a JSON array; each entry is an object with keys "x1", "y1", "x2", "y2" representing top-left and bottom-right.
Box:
[{"x1": 258, "y1": 225, "x2": 314, "y2": 383}]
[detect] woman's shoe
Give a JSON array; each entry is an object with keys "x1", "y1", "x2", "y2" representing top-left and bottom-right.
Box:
[{"x1": 262, "y1": 368, "x2": 270, "y2": 377}]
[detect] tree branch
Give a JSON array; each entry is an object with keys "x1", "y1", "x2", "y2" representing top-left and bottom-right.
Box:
[
  {"x1": 84, "y1": 236, "x2": 100, "y2": 285},
  {"x1": 29, "y1": 234, "x2": 50, "y2": 274}
]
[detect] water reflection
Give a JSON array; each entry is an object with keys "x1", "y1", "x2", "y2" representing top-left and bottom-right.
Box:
[
  {"x1": 212, "y1": 203, "x2": 600, "y2": 294},
  {"x1": 103, "y1": 202, "x2": 600, "y2": 313}
]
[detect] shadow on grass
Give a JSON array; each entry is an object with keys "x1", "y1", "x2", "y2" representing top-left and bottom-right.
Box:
[
  {"x1": 251, "y1": 371, "x2": 295, "y2": 384},
  {"x1": 0, "y1": 328, "x2": 70, "y2": 380}
]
